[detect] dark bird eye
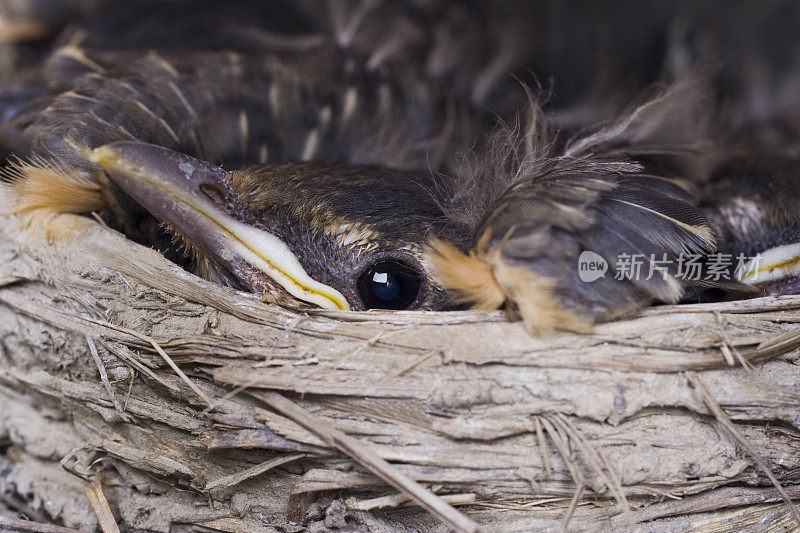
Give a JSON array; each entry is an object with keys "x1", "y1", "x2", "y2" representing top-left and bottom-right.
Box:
[{"x1": 357, "y1": 261, "x2": 421, "y2": 310}]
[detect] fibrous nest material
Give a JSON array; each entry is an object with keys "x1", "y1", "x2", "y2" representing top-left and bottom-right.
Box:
[
  {"x1": 1, "y1": 189, "x2": 800, "y2": 533},
  {"x1": 2, "y1": 1, "x2": 800, "y2": 531}
]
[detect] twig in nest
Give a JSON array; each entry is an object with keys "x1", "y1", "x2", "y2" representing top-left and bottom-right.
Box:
[
  {"x1": 534, "y1": 416, "x2": 553, "y2": 476},
  {"x1": 538, "y1": 417, "x2": 578, "y2": 480},
  {"x1": 686, "y1": 371, "x2": 800, "y2": 528},
  {"x1": 472, "y1": 497, "x2": 571, "y2": 511},
  {"x1": 201, "y1": 373, "x2": 264, "y2": 416},
  {"x1": 93, "y1": 320, "x2": 213, "y2": 407},
  {"x1": 610, "y1": 485, "x2": 800, "y2": 525},
  {"x1": 347, "y1": 491, "x2": 477, "y2": 511},
  {"x1": 538, "y1": 418, "x2": 623, "y2": 532},
  {"x1": 123, "y1": 370, "x2": 135, "y2": 411},
  {"x1": 84, "y1": 474, "x2": 120, "y2": 533},
  {"x1": 101, "y1": 341, "x2": 179, "y2": 394},
  {"x1": 551, "y1": 415, "x2": 630, "y2": 510},
  {"x1": 335, "y1": 326, "x2": 412, "y2": 364},
  {"x1": 204, "y1": 453, "x2": 306, "y2": 491},
  {"x1": 740, "y1": 328, "x2": 800, "y2": 368},
  {"x1": 543, "y1": 415, "x2": 634, "y2": 529},
  {"x1": 0, "y1": 514, "x2": 83, "y2": 533},
  {"x1": 387, "y1": 350, "x2": 436, "y2": 377},
  {"x1": 249, "y1": 390, "x2": 484, "y2": 533},
  {"x1": 713, "y1": 311, "x2": 751, "y2": 371},
  {"x1": 553, "y1": 416, "x2": 633, "y2": 522},
  {"x1": 85, "y1": 335, "x2": 129, "y2": 420},
  {"x1": 560, "y1": 483, "x2": 585, "y2": 533}
]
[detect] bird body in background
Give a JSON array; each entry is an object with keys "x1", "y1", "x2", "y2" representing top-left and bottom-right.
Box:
[{"x1": 2, "y1": 0, "x2": 800, "y2": 334}]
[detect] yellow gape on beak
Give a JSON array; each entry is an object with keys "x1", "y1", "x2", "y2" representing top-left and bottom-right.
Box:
[
  {"x1": 90, "y1": 142, "x2": 350, "y2": 310},
  {"x1": 736, "y1": 243, "x2": 800, "y2": 286}
]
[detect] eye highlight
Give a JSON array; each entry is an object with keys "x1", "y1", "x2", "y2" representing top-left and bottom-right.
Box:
[{"x1": 357, "y1": 261, "x2": 422, "y2": 310}]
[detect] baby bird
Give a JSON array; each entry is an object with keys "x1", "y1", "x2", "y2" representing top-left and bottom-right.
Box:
[{"x1": 2, "y1": 0, "x2": 799, "y2": 334}]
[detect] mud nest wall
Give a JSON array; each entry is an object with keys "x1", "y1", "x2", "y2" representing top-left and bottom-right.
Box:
[{"x1": 1, "y1": 194, "x2": 800, "y2": 532}]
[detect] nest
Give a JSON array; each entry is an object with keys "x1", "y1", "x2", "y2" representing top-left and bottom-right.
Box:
[{"x1": 1, "y1": 194, "x2": 800, "y2": 533}]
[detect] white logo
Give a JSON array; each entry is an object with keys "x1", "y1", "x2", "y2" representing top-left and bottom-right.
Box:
[{"x1": 578, "y1": 251, "x2": 608, "y2": 282}]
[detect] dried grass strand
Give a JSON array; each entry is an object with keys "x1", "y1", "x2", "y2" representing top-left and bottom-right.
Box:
[
  {"x1": 534, "y1": 416, "x2": 553, "y2": 476},
  {"x1": 0, "y1": 515, "x2": 83, "y2": 533},
  {"x1": 687, "y1": 371, "x2": 800, "y2": 528},
  {"x1": 85, "y1": 335, "x2": 128, "y2": 420},
  {"x1": 92, "y1": 320, "x2": 213, "y2": 407},
  {"x1": 249, "y1": 390, "x2": 484, "y2": 533},
  {"x1": 538, "y1": 417, "x2": 581, "y2": 486},
  {"x1": 610, "y1": 485, "x2": 800, "y2": 525},
  {"x1": 83, "y1": 475, "x2": 120, "y2": 533},
  {"x1": 204, "y1": 453, "x2": 306, "y2": 491},
  {"x1": 549, "y1": 414, "x2": 633, "y2": 526},
  {"x1": 559, "y1": 483, "x2": 585, "y2": 533}
]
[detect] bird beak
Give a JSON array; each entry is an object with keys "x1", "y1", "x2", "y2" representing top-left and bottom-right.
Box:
[
  {"x1": 736, "y1": 243, "x2": 800, "y2": 286},
  {"x1": 89, "y1": 142, "x2": 350, "y2": 310}
]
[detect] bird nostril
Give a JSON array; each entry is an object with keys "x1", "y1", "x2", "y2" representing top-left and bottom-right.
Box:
[{"x1": 199, "y1": 183, "x2": 225, "y2": 205}]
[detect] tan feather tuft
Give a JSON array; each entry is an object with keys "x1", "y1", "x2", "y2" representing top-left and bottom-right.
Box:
[
  {"x1": 492, "y1": 262, "x2": 592, "y2": 336},
  {"x1": 428, "y1": 237, "x2": 592, "y2": 336},
  {"x1": 426, "y1": 238, "x2": 505, "y2": 310},
  {"x1": 2, "y1": 156, "x2": 104, "y2": 241}
]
